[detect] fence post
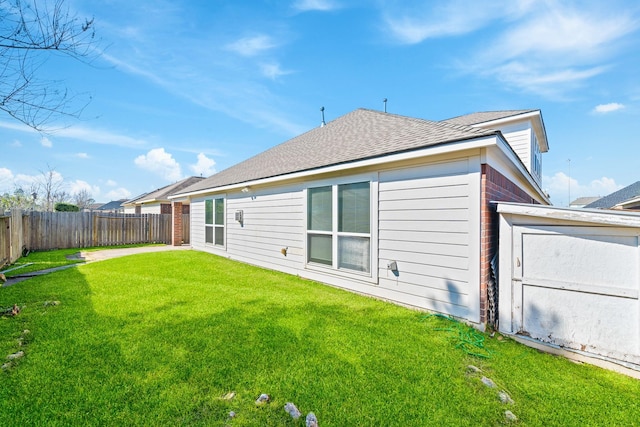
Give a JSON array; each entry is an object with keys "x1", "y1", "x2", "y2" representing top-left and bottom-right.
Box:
[{"x1": 10, "y1": 209, "x2": 24, "y2": 263}]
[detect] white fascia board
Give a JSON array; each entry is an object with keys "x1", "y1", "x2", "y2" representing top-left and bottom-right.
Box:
[
  {"x1": 494, "y1": 135, "x2": 551, "y2": 204},
  {"x1": 138, "y1": 198, "x2": 165, "y2": 204},
  {"x1": 169, "y1": 136, "x2": 500, "y2": 200},
  {"x1": 496, "y1": 202, "x2": 640, "y2": 228},
  {"x1": 616, "y1": 196, "x2": 640, "y2": 209}
]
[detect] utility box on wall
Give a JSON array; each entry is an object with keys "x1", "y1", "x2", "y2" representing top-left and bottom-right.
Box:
[{"x1": 497, "y1": 202, "x2": 640, "y2": 369}]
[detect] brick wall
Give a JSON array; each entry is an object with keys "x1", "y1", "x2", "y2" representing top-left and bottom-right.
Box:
[
  {"x1": 172, "y1": 201, "x2": 183, "y2": 246},
  {"x1": 480, "y1": 164, "x2": 537, "y2": 325}
]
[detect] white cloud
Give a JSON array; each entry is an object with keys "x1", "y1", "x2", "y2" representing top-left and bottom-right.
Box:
[
  {"x1": 480, "y1": 4, "x2": 638, "y2": 96},
  {"x1": 226, "y1": 35, "x2": 278, "y2": 57},
  {"x1": 13, "y1": 173, "x2": 39, "y2": 190},
  {"x1": 496, "y1": 7, "x2": 636, "y2": 61},
  {"x1": 0, "y1": 167, "x2": 14, "y2": 192},
  {"x1": 260, "y1": 62, "x2": 293, "y2": 80},
  {"x1": 41, "y1": 136, "x2": 53, "y2": 148},
  {"x1": 0, "y1": 120, "x2": 149, "y2": 148},
  {"x1": 106, "y1": 179, "x2": 118, "y2": 187},
  {"x1": 593, "y1": 103, "x2": 625, "y2": 114},
  {"x1": 76, "y1": 152, "x2": 90, "y2": 159},
  {"x1": 383, "y1": 1, "x2": 527, "y2": 44},
  {"x1": 292, "y1": 0, "x2": 340, "y2": 12},
  {"x1": 543, "y1": 172, "x2": 622, "y2": 206},
  {"x1": 69, "y1": 180, "x2": 100, "y2": 197},
  {"x1": 189, "y1": 153, "x2": 216, "y2": 177},
  {"x1": 386, "y1": 2, "x2": 640, "y2": 97},
  {"x1": 105, "y1": 188, "x2": 132, "y2": 200},
  {"x1": 10, "y1": 140, "x2": 21, "y2": 147},
  {"x1": 134, "y1": 148, "x2": 182, "y2": 181}
]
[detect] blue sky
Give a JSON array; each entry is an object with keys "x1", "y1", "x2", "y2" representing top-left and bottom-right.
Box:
[{"x1": 1, "y1": 0, "x2": 639, "y2": 206}]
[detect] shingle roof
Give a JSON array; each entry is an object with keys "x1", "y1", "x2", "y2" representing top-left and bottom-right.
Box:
[
  {"x1": 96, "y1": 199, "x2": 127, "y2": 210},
  {"x1": 570, "y1": 196, "x2": 601, "y2": 207},
  {"x1": 443, "y1": 110, "x2": 538, "y2": 126},
  {"x1": 126, "y1": 176, "x2": 204, "y2": 204},
  {"x1": 585, "y1": 181, "x2": 640, "y2": 209},
  {"x1": 179, "y1": 108, "x2": 498, "y2": 195}
]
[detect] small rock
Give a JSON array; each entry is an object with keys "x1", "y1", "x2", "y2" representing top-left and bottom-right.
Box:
[
  {"x1": 481, "y1": 376, "x2": 497, "y2": 388},
  {"x1": 467, "y1": 365, "x2": 481, "y2": 374},
  {"x1": 284, "y1": 402, "x2": 301, "y2": 419},
  {"x1": 7, "y1": 351, "x2": 24, "y2": 360},
  {"x1": 306, "y1": 412, "x2": 318, "y2": 427},
  {"x1": 228, "y1": 411, "x2": 236, "y2": 418},
  {"x1": 221, "y1": 391, "x2": 236, "y2": 400},
  {"x1": 255, "y1": 393, "x2": 270, "y2": 404},
  {"x1": 43, "y1": 301, "x2": 61, "y2": 307},
  {"x1": 23, "y1": 329, "x2": 30, "y2": 335},
  {"x1": 1, "y1": 362, "x2": 11, "y2": 370},
  {"x1": 499, "y1": 391, "x2": 514, "y2": 405},
  {"x1": 505, "y1": 410, "x2": 518, "y2": 422}
]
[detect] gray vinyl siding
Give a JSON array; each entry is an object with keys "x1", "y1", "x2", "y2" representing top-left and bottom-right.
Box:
[
  {"x1": 378, "y1": 158, "x2": 475, "y2": 318},
  {"x1": 189, "y1": 156, "x2": 481, "y2": 322},
  {"x1": 190, "y1": 184, "x2": 305, "y2": 273},
  {"x1": 190, "y1": 196, "x2": 206, "y2": 249},
  {"x1": 225, "y1": 185, "x2": 305, "y2": 270}
]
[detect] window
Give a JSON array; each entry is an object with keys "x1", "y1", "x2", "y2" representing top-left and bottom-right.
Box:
[
  {"x1": 307, "y1": 182, "x2": 370, "y2": 273},
  {"x1": 205, "y1": 198, "x2": 224, "y2": 246},
  {"x1": 532, "y1": 134, "x2": 542, "y2": 178}
]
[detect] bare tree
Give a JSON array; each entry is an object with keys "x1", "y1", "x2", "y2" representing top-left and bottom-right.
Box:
[
  {"x1": 72, "y1": 188, "x2": 94, "y2": 210},
  {"x1": 36, "y1": 165, "x2": 65, "y2": 211},
  {"x1": 0, "y1": 0, "x2": 97, "y2": 130}
]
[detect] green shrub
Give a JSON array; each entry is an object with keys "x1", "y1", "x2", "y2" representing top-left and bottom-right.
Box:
[{"x1": 54, "y1": 202, "x2": 80, "y2": 212}]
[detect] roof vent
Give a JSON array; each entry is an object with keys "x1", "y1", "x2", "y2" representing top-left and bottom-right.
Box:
[
  {"x1": 383, "y1": 98, "x2": 387, "y2": 113},
  {"x1": 320, "y1": 106, "x2": 326, "y2": 127}
]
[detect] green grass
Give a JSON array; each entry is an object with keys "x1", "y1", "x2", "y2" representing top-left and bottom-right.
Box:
[
  {"x1": 0, "y1": 244, "x2": 163, "y2": 277},
  {"x1": 0, "y1": 250, "x2": 639, "y2": 426}
]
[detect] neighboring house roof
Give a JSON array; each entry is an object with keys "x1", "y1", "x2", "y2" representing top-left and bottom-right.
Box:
[
  {"x1": 87, "y1": 202, "x2": 105, "y2": 210},
  {"x1": 177, "y1": 108, "x2": 499, "y2": 196},
  {"x1": 585, "y1": 181, "x2": 640, "y2": 209},
  {"x1": 443, "y1": 110, "x2": 538, "y2": 127},
  {"x1": 569, "y1": 196, "x2": 601, "y2": 208},
  {"x1": 96, "y1": 199, "x2": 127, "y2": 211},
  {"x1": 125, "y1": 176, "x2": 205, "y2": 205}
]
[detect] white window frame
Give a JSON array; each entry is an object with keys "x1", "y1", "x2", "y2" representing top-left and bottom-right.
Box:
[
  {"x1": 532, "y1": 133, "x2": 542, "y2": 179},
  {"x1": 304, "y1": 174, "x2": 378, "y2": 282},
  {"x1": 205, "y1": 197, "x2": 225, "y2": 248}
]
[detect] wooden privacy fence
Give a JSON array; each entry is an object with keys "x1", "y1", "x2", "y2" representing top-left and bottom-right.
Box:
[
  {"x1": 0, "y1": 210, "x2": 180, "y2": 261},
  {"x1": 1, "y1": 210, "x2": 24, "y2": 267},
  {"x1": 27, "y1": 211, "x2": 172, "y2": 250}
]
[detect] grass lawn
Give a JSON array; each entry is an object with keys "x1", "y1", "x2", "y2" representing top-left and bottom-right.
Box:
[
  {"x1": 0, "y1": 250, "x2": 638, "y2": 426},
  {"x1": 0, "y1": 244, "x2": 163, "y2": 277}
]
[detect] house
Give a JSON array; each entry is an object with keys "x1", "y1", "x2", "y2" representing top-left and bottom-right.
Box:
[
  {"x1": 170, "y1": 108, "x2": 550, "y2": 327},
  {"x1": 94, "y1": 199, "x2": 127, "y2": 214},
  {"x1": 584, "y1": 181, "x2": 640, "y2": 211},
  {"x1": 569, "y1": 196, "x2": 601, "y2": 208},
  {"x1": 122, "y1": 176, "x2": 204, "y2": 215},
  {"x1": 83, "y1": 202, "x2": 106, "y2": 212}
]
